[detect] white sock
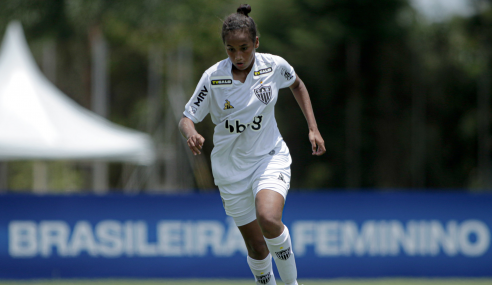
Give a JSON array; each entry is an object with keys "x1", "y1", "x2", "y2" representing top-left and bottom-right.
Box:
[
  {"x1": 247, "y1": 253, "x2": 277, "y2": 285},
  {"x1": 264, "y1": 225, "x2": 298, "y2": 285}
]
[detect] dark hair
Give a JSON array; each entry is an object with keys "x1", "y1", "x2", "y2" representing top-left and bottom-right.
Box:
[{"x1": 221, "y1": 4, "x2": 258, "y2": 44}]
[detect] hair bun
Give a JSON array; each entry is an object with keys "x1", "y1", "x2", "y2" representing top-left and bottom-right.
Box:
[{"x1": 237, "y1": 4, "x2": 251, "y2": 17}]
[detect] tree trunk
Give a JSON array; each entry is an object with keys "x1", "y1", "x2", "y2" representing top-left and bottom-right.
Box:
[
  {"x1": 345, "y1": 40, "x2": 362, "y2": 188},
  {"x1": 90, "y1": 26, "x2": 109, "y2": 193},
  {"x1": 478, "y1": 68, "x2": 491, "y2": 189}
]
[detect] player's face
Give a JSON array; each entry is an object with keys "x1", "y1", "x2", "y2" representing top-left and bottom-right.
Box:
[{"x1": 224, "y1": 30, "x2": 259, "y2": 72}]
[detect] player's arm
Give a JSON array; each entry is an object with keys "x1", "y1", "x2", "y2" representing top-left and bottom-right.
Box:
[
  {"x1": 289, "y1": 75, "x2": 326, "y2": 156},
  {"x1": 179, "y1": 115, "x2": 205, "y2": 155}
]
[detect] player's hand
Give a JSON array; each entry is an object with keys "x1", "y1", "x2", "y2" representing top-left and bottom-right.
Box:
[
  {"x1": 309, "y1": 129, "x2": 326, "y2": 156},
  {"x1": 187, "y1": 133, "x2": 205, "y2": 155}
]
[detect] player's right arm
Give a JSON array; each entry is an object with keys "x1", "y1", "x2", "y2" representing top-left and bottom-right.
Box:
[
  {"x1": 179, "y1": 115, "x2": 205, "y2": 155},
  {"x1": 179, "y1": 72, "x2": 211, "y2": 155}
]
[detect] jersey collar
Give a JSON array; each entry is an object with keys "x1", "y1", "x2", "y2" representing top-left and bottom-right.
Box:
[{"x1": 227, "y1": 54, "x2": 259, "y2": 83}]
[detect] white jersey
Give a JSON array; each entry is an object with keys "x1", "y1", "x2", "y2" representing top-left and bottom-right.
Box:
[{"x1": 183, "y1": 53, "x2": 296, "y2": 185}]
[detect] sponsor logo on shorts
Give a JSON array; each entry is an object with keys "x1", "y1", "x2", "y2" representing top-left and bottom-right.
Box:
[
  {"x1": 254, "y1": 66, "x2": 273, "y2": 77},
  {"x1": 223, "y1": 99, "x2": 234, "y2": 110},
  {"x1": 190, "y1": 106, "x2": 197, "y2": 115},
  {"x1": 193, "y1": 86, "x2": 208, "y2": 107},
  {"x1": 254, "y1": 85, "x2": 272, "y2": 105},
  {"x1": 281, "y1": 68, "x2": 293, "y2": 81},
  {"x1": 275, "y1": 247, "x2": 291, "y2": 260},
  {"x1": 269, "y1": 150, "x2": 275, "y2": 155},
  {"x1": 211, "y1": 76, "x2": 233, "y2": 88},
  {"x1": 278, "y1": 173, "x2": 285, "y2": 183},
  {"x1": 255, "y1": 272, "x2": 272, "y2": 284}
]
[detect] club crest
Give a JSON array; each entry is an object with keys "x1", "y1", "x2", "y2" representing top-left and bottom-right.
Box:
[
  {"x1": 275, "y1": 247, "x2": 291, "y2": 260},
  {"x1": 255, "y1": 272, "x2": 272, "y2": 284},
  {"x1": 254, "y1": 85, "x2": 272, "y2": 105}
]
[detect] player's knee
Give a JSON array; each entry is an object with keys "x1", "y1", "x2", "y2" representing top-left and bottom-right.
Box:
[
  {"x1": 245, "y1": 238, "x2": 269, "y2": 259},
  {"x1": 256, "y1": 212, "x2": 283, "y2": 237}
]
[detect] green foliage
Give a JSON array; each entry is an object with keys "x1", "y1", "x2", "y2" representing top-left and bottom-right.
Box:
[
  {"x1": 7, "y1": 161, "x2": 84, "y2": 192},
  {"x1": 1, "y1": 0, "x2": 491, "y2": 190}
]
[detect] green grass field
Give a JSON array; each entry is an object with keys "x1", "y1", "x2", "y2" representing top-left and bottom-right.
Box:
[{"x1": 0, "y1": 279, "x2": 491, "y2": 285}]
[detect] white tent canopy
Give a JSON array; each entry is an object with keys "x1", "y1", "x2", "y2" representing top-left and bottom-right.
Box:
[{"x1": 0, "y1": 22, "x2": 155, "y2": 164}]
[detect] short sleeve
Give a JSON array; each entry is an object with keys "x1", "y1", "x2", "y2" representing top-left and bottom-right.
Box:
[
  {"x1": 274, "y1": 55, "x2": 296, "y2": 89},
  {"x1": 183, "y1": 72, "x2": 211, "y2": 123}
]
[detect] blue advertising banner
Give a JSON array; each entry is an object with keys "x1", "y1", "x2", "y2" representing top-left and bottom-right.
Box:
[{"x1": 0, "y1": 192, "x2": 491, "y2": 279}]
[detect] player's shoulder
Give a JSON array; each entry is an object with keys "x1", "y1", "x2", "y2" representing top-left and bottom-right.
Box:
[
  {"x1": 204, "y1": 58, "x2": 232, "y2": 77},
  {"x1": 257, "y1": 53, "x2": 289, "y2": 65}
]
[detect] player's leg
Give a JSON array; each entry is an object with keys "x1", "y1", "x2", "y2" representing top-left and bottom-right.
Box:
[
  {"x1": 253, "y1": 140, "x2": 297, "y2": 285},
  {"x1": 237, "y1": 219, "x2": 269, "y2": 259},
  {"x1": 255, "y1": 189, "x2": 284, "y2": 238},
  {"x1": 256, "y1": 189, "x2": 298, "y2": 285},
  {"x1": 218, "y1": 179, "x2": 277, "y2": 285},
  {"x1": 238, "y1": 220, "x2": 277, "y2": 284}
]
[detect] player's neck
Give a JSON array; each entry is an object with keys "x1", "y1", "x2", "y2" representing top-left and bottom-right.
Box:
[{"x1": 232, "y1": 63, "x2": 253, "y2": 83}]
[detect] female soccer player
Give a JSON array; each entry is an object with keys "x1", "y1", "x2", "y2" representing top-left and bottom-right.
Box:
[{"x1": 179, "y1": 4, "x2": 325, "y2": 285}]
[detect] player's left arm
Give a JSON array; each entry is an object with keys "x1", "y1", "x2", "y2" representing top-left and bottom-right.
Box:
[{"x1": 289, "y1": 75, "x2": 326, "y2": 156}]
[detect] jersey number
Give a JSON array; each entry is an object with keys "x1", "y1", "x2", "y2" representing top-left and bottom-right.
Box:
[{"x1": 225, "y1": 115, "x2": 263, "y2": 134}]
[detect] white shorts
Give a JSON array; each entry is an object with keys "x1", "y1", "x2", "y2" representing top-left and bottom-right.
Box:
[{"x1": 218, "y1": 141, "x2": 291, "y2": 227}]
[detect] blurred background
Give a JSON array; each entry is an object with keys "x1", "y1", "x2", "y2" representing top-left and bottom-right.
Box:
[
  {"x1": 1, "y1": 0, "x2": 492, "y2": 283},
  {"x1": 1, "y1": 0, "x2": 492, "y2": 193}
]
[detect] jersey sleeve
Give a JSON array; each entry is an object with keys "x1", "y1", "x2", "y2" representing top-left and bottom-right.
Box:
[
  {"x1": 274, "y1": 55, "x2": 297, "y2": 89},
  {"x1": 183, "y1": 72, "x2": 211, "y2": 123}
]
